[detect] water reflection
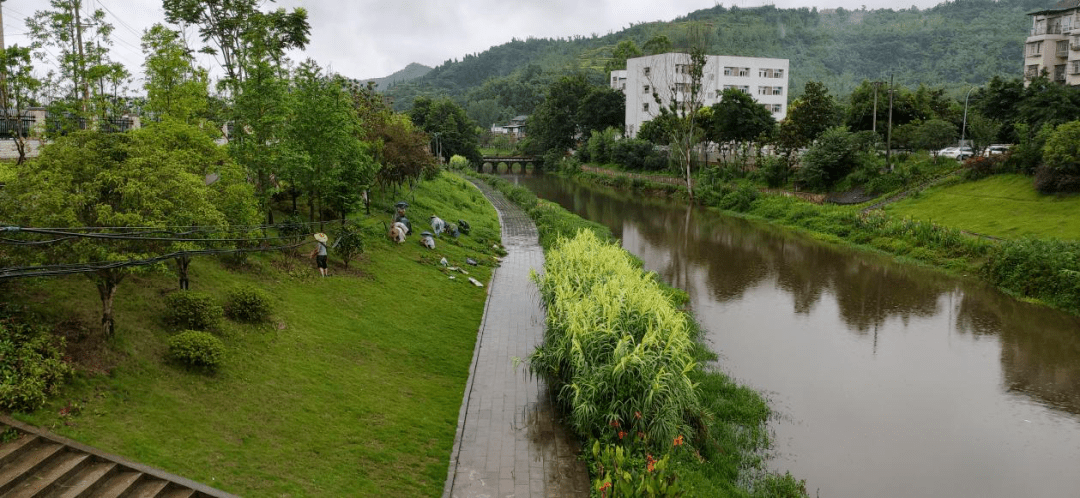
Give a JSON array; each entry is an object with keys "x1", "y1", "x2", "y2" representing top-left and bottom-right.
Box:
[{"x1": 514, "y1": 173, "x2": 1080, "y2": 497}]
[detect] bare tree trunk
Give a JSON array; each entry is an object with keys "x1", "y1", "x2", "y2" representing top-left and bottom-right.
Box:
[
  {"x1": 93, "y1": 270, "x2": 123, "y2": 337},
  {"x1": 176, "y1": 254, "x2": 191, "y2": 290}
]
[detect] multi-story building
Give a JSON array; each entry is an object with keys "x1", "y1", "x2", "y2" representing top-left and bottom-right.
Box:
[
  {"x1": 611, "y1": 53, "x2": 789, "y2": 138},
  {"x1": 1025, "y1": 1, "x2": 1080, "y2": 85}
]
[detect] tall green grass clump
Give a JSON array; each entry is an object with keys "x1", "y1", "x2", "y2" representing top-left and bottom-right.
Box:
[
  {"x1": 982, "y1": 238, "x2": 1080, "y2": 314},
  {"x1": 530, "y1": 230, "x2": 700, "y2": 449}
]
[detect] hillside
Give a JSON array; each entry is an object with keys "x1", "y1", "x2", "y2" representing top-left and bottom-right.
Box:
[
  {"x1": 354, "y1": 62, "x2": 433, "y2": 91},
  {"x1": 385, "y1": 0, "x2": 1048, "y2": 118}
]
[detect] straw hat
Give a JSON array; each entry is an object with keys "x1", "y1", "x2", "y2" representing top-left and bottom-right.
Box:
[{"x1": 314, "y1": 232, "x2": 328, "y2": 243}]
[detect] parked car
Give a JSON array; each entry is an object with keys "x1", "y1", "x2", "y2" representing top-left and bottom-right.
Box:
[
  {"x1": 984, "y1": 144, "x2": 1011, "y2": 156},
  {"x1": 937, "y1": 146, "x2": 974, "y2": 160}
]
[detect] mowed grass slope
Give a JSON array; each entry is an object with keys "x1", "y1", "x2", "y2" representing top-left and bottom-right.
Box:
[
  {"x1": 885, "y1": 174, "x2": 1080, "y2": 240},
  {"x1": 7, "y1": 173, "x2": 501, "y2": 497}
]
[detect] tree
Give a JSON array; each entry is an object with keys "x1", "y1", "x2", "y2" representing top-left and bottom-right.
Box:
[
  {"x1": 0, "y1": 129, "x2": 245, "y2": 336},
  {"x1": 526, "y1": 74, "x2": 592, "y2": 161},
  {"x1": 0, "y1": 46, "x2": 41, "y2": 164},
  {"x1": 576, "y1": 86, "x2": 625, "y2": 136},
  {"x1": 795, "y1": 126, "x2": 863, "y2": 191},
  {"x1": 646, "y1": 49, "x2": 708, "y2": 199},
  {"x1": 643, "y1": 35, "x2": 672, "y2": 55},
  {"x1": 408, "y1": 96, "x2": 482, "y2": 165},
  {"x1": 162, "y1": 0, "x2": 310, "y2": 93},
  {"x1": 708, "y1": 87, "x2": 776, "y2": 163},
  {"x1": 229, "y1": 56, "x2": 292, "y2": 224},
  {"x1": 605, "y1": 39, "x2": 642, "y2": 73},
  {"x1": 1037, "y1": 120, "x2": 1080, "y2": 193},
  {"x1": 908, "y1": 118, "x2": 957, "y2": 155},
  {"x1": 27, "y1": 0, "x2": 119, "y2": 131},
  {"x1": 141, "y1": 24, "x2": 209, "y2": 124},
  {"x1": 286, "y1": 61, "x2": 378, "y2": 223},
  {"x1": 778, "y1": 80, "x2": 840, "y2": 153}
]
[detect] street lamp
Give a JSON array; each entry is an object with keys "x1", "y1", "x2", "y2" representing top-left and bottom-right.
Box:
[{"x1": 960, "y1": 86, "x2": 977, "y2": 150}]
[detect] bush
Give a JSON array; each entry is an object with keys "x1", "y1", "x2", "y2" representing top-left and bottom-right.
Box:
[
  {"x1": 612, "y1": 139, "x2": 667, "y2": 171},
  {"x1": 587, "y1": 127, "x2": 620, "y2": 165},
  {"x1": 167, "y1": 330, "x2": 226, "y2": 371},
  {"x1": 333, "y1": 222, "x2": 365, "y2": 269},
  {"x1": 224, "y1": 285, "x2": 273, "y2": 323},
  {"x1": 164, "y1": 291, "x2": 222, "y2": 330},
  {"x1": 0, "y1": 317, "x2": 73, "y2": 412},
  {"x1": 754, "y1": 154, "x2": 792, "y2": 188},
  {"x1": 982, "y1": 238, "x2": 1080, "y2": 314}
]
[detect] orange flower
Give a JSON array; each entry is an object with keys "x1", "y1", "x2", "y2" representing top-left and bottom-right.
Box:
[
  {"x1": 599, "y1": 481, "x2": 611, "y2": 498},
  {"x1": 634, "y1": 411, "x2": 642, "y2": 419},
  {"x1": 609, "y1": 419, "x2": 620, "y2": 428},
  {"x1": 646, "y1": 454, "x2": 656, "y2": 473},
  {"x1": 618, "y1": 431, "x2": 626, "y2": 440},
  {"x1": 673, "y1": 435, "x2": 684, "y2": 447}
]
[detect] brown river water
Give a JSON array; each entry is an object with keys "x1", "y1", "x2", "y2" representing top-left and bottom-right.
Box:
[{"x1": 507, "y1": 173, "x2": 1080, "y2": 498}]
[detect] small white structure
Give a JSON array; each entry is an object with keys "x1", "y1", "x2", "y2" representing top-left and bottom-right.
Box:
[{"x1": 614, "y1": 53, "x2": 790, "y2": 138}]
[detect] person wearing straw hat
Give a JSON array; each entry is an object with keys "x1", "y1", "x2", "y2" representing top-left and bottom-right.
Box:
[{"x1": 313, "y1": 232, "x2": 330, "y2": 276}]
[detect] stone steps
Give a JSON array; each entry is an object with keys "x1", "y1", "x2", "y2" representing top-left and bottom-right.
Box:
[{"x1": 0, "y1": 416, "x2": 236, "y2": 498}]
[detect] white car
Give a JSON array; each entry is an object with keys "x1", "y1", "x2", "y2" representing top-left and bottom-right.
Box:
[
  {"x1": 937, "y1": 147, "x2": 974, "y2": 160},
  {"x1": 984, "y1": 144, "x2": 1011, "y2": 157}
]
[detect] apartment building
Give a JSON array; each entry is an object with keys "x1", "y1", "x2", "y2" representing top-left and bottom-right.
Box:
[
  {"x1": 1025, "y1": 1, "x2": 1080, "y2": 85},
  {"x1": 610, "y1": 53, "x2": 789, "y2": 138}
]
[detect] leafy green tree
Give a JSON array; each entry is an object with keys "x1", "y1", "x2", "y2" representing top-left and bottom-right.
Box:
[
  {"x1": 647, "y1": 49, "x2": 708, "y2": 199},
  {"x1": 408, "y1": 96, "x2": 482, "y2": 165},
  {"x1": 605, "y1": 39, "x2": 642, "y2": 73},
  {"x1": 141, "y1": 24, "x2": 209, "y2": 124},
  {"x1": 229, "y1": 56, "x2": 292, "y2": 224},
  {"x1": 972, "y1": 76, "x2": 1023, "y2": 143},
  {"x1": 286, "y1": 61, "x2": 378, "y2": 223},
  {"x1": 708, "y1": 87, "x2": 776, "y2": 148},
  {"x1": 909, "y1": 118, "x2": 957, "y2": 154},
  {"x1": 643, "y1": 35, "x2": 672, "y2": 55},
  {"x1": 1019, "y1": 74, "x2": 1080, "y2": 135},
  {"x1": 0, "y1": 46, "x2": 41, "y2": 164},
  {"x1": 0, "y1": 129, "x2": 243, "y2": 336},
  {"x1": 162, "y1": 0, "x2": 310, "y2": 93},
  {"x1": 576, "y1": 86, "x2": 625, "y2": 136},
  {"x1": 28, "y1": 0, "x2": 119, "y2": 131},
  {"x1": 778, "y1": 81, "x2": 840, "y2": 153},
  {"x1": 526, "y1": 74, "x2": 592, "y2": 161},
  {"x1": 795, "y1": 126, "x2": 863, "y2": 191},
  {"x1": 374, "y1": 113, "x2": 438, "y2": 191},
  {"x1": 1037, "y1": 120, "x2": 1080, "y2": 193}
]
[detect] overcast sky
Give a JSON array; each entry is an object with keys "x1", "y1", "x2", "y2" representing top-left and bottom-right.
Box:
[{"x1": 4, "y1": 0, "x2": 949, "y2": 85}]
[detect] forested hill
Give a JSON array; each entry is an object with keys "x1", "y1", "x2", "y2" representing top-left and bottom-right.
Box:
[{"x1": 382, "y1": 0, "x2": 1048, "y2": 126}]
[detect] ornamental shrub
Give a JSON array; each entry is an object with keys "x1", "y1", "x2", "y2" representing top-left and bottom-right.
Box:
[
  {"x1": 0, "y1": 317, "x2": 73, "y2": 412},
  {"x1": 163, "y1": 291, "x2": 222, "y2": 330},
  {"x1": 223, "y1": 285, "x2": 273, "y2": 323},
  {"x1": 332, "y1": 223, "x2": 365, "y2": 269},
  {"x1": 167, "y1": 330, "x2": 225, "y2": 371}
]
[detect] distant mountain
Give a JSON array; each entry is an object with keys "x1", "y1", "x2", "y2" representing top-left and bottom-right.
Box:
[
  {"x1": 354, "y1": 63, "x2": 433, "y2": 92},
  {"x1": 385, "y1": 0, "x2": 1051, "y2": 119}
]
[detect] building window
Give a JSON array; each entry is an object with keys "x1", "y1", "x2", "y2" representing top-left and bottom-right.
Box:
[
  {"x1": 773, "y1": 86, "x2": 784, "y2": 95},
  {"x1": 1027, "y1": 41, "x2": 1043, "y2": 56},
  {"x1": 739, "y1": 67, "x2": 750, "y2": 77},
  {"x1": 675, "y1": 64, "x2": 688, "y2": 74},
  {"x1": 775, "y1": 69, "x2": 784, "y2": 78},
  {"x1": 643, "y1": 84, "x2": 650, "y2": 93},
  {"x1": 759, "y1": 68, "x2": 768, "y2": 78},
  {"x1": 643, "y1": 66, "x2": 651, "y2": 76},
  {"x1": 1071, "y1": 61, "x2": 1080, "y2": 74},
  {"x1": 643, "y1": 103, "x2": 649, "y2": 112},
  {"x1": 1026, "y1": 64, "x2": 1041, "y2": 79},
  {"x1": 1058, "y1": 40, "x2": 1070, "y2": 57},
  {"x1": 772, "y1": 104, "x2": 782, "y2": 113},
  {"x1": 758, "y1": 86, "x2": 769, "y2": 95},
  {"x1": 1055, "y1": 64, "x2": 1067, "y2": 81},
  {"x1": 723, "y1": 66, "x2": 734, "y2": 76},
  {"x1": 741, "y1": 85, "x2": 750, "y2": 93}
]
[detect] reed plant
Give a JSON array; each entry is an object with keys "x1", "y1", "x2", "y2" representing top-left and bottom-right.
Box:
[{"x1": 530, "y1": 230, "x2": 700, "y2": 451}]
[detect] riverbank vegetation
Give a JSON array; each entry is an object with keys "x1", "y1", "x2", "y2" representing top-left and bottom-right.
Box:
[
  {"x1": 479, "y1": 174, "x2": 806, "y2": 497},
  {"x1": 1, "y1": 172, "x2": 501, "y2": 496}
]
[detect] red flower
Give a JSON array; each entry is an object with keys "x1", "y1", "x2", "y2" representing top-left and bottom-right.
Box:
[
  {"x1": 609, "y1": 419, "x2": 620, "y2": 428},
  {"x1": 673, "y1": 435, "x2": 684, "y2": 447},
  {"x1": 618, "y1": 431, "x2": 626, "y2": 440}
]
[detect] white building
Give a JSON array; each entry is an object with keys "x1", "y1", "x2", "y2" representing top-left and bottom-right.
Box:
[
  {"x1": 1025, "y1": 1, "x2": 1080, "y2": 85},
  {"x1": 612, "y1": 53, "x2": 790, "y2": 138}
]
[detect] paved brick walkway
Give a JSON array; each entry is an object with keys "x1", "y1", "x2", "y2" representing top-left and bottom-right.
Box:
[{"x1": 443, "y1": 180, "x2": 590, "y2": 498}]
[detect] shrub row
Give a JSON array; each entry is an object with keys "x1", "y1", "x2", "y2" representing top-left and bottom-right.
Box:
[
  {"x1": 530, "y1": 230, "x2": 700, "y2": 450},
  {"x1": 164, "y1": 285, "x2": 273, "y2": 330},
  {"x1": 982, "y1": 238, "x2": 1080, "y2": 315}
]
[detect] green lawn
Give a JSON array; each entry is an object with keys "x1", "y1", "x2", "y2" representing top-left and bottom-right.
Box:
[
  {"x1": 7, "y1": 173, "x2": 501, "y2": 497},
  {"x1": 885, "y1": 174, "x2": 1080, "y2": 240}
]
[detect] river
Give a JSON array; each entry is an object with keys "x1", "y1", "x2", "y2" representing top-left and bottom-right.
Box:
[{"x1": 507, "y1": 173, "x2": 1080, "y2": 498}]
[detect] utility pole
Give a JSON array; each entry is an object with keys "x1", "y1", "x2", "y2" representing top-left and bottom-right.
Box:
[
  {"x1": 872, "y1": 81, "x2": 880, "y2": 134},
  {"x1": 886, "y1": 74, "x2": 894, "y2": 171}
]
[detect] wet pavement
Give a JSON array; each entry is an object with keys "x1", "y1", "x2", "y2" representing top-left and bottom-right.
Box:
[{"x1": 443, "y1": 180, "x2": 590, "y2": 498}]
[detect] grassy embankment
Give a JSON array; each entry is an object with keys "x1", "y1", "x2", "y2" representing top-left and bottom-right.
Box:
[
  {"x1": 885, "y1": 174, "x2": 1080, "y2": 240},
  {"x1": 4, "y1": 172, "x2": 500, "y2": 497},
  {"x1": 559, "y1": 164, "x2": 1080, "y2": 316},
  {"x1": 477, "y1": 173, "x2": 806, "y2": 497}
]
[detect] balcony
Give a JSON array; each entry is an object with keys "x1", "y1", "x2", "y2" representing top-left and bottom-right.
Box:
[{"x1": 1058, "y1": 49, "x2": 1070, "y2": 58}]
